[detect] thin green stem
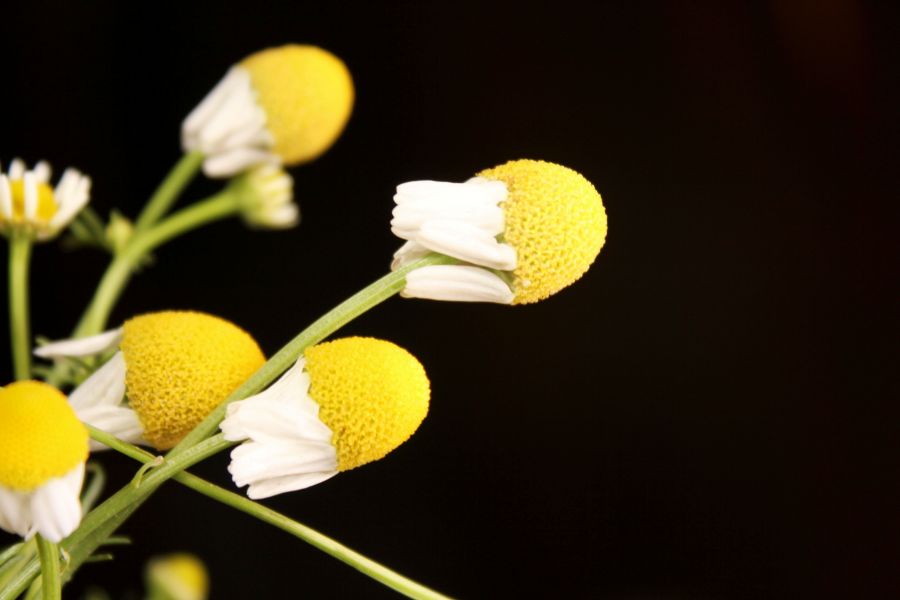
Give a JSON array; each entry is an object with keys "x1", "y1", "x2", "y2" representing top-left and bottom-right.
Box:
[
  {"x1": 88, "y1": 427, "x2": 451, "y2": 599},
  {"x1": 72, "y1": 190, "x2": 241, "y2": 339},
  {"x1": 34, "y1": 536, "x2": 59, "y2": 600},
  {"x1": 8, "y1": 234, "x2": 33, "y2": 380},
  {"x1": 134, "y1": 152, "x2": 205, "y2": 233},
  {"x1": 172, "y1": 253, "x2": 455, "y2": 453}
]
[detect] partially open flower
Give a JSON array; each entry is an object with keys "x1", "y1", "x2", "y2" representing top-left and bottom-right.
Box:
[
  {"x1": 0, "y1": 158, "x2": 91, "y2": 241},
  {"x1": 391, "y1": 159, "x2": 608, "y2": 304},
  {"x1": 231, "y1": 164, "x2": 298, "y2": 229},
  {"x1": 35, "y1": 311, "x2": 265, "y2": 450},
  {"x1": 0, "y1": 381, "x2": 88, "y2": 542},
  {"x1": 182, "y1": 44, "x2": 354, "y2": 178},
  {"x1": 220, "y1": 337, "x2": 429, "y2": 499}
]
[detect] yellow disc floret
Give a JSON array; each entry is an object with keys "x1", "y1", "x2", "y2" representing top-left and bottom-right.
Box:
[
  {"x1": 6, "y1": 180, "x2": 57, "y2": 224},
  {"x1": 121, "y1": 311, "x2": 265, "y2": 450},
  {"x1": 147, "y1": 553, "x2": 209, "y2": 600},
  {"x1": 304, "y1": 337, "x2": 429, "y2": 472},
  {"x1": 241, "y1": 44, "x2": 354, "y2": 166},
  {"x1": 0, "y1": 381, "x2": 88, "y2": 491},
  {"x1": 477, "y1": 159, "x2": 608, "y2": 304}
]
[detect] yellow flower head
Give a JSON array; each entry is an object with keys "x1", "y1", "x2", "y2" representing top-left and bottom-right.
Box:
[
  {"x1": 241, "y1": 45, "x2": 354, "y2": 166},
  {"x1": 182, "y1": 45, "x2": 354, "y2": 177},
  {"x1": 0, "y1": 381, "x2": 88, "y2": 491},
  {"x1": 0, "y1": 158, "x2": 91, "y2": 241},
  {"x1": 305, "y1": 337, "x2": 430, "y2": 471},
  {"x1": 391, "y1": 158, "x2": 607, "y2": 304},
  {"x1": 478, "y1": 159, "x2": 607, "y2": 304},
  {"x1": 221, "y1": 337, "x2": 429, "y2": 498},
  {"x1": 121, "y1": 311, "x2": 265, "y2": 450},
  {"x1": 147, "y1": 553, "x2": 209, "y2": 600}
]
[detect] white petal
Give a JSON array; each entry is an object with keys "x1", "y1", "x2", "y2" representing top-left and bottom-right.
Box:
[
  {"x1": 391, "y1": 241, "x2": 432, "y2": 271},
  {"x1": 203, "y1": 148, "x2": 278, "y2": 178},
  {"x1": 7, "y1": 158, "x2": 25, "y2": 180},
  {"x1": 0, "y1": 485, "x2": 32, "y2": 538},
  {"x1": 403, "y1": 265, "x2": 514, "y2": 304},
  {"x1": 415, "y1": 220, "x2": 516, "y2": 270},
  {"x1": 0, "y1": 175, "x2": 12, "y2": 219},
  {"x1": 32, "y1": 161, "x2": 51, "y2": 184},
  {"x1": 34, "y1": 328, "x2": 123, "y2": 359},
  {"x1": 30, "y1": 464, "x2": 84, "y2": 543},
  {"x1": 229, "y1": 440, "x2": 337, "y2": 487},
  {"x1": 68, "y1": 351, "x2": 126, "y2": 411},
  {"x1": 246, "y1": 471, "x2": 337, "y2": 499},
  {"x1": 23, "y1": 172, "x2": 37, "y2": 220}
]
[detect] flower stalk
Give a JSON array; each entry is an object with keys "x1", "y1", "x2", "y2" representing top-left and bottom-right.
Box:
[
  {"x1": 8, "y1": 233, "x2": 33, "y2": 380},
  {"x1": 34, "y1": 536, "x2": 59, "y2": 600}
]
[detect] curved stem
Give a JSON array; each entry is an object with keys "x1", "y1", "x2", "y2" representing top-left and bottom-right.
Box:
[
  {"x1": 88, "y1": 427, "x2": 451, "y2": 599},
  {"x1": 8, "y1": 234, "x2": 33, "y2": 380},
  {"x1": 171, "y1": 253, "x2": 455, "y2": 453},
  {"x1": 73, "y1": 190, "x2": 240, "y2": 339},
  {"x1": 134, "y1": 152, "x2": 205, "y2": 233},
  {"x1": 34, "y1": 536, "x2": 59, "y2": 600}
]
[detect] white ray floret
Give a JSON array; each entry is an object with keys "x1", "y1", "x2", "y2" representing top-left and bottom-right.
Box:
[
  {"x1": 390, "y1": 177, "x2": 517, "y2": 303},
  {"x1": 0, "y1": 463, "x2": 84, "y2": 543},
  {"x1": 221, "y1": 359, "x2": 338, "y2": 499},
  {"x1": 239, "y1": 164, "x2": 298, "y2": 229},
  {"x1": 182, "y1": 67, "x2": 277, "y2": 178},
  {"x1": 34, "y1": 327, "x2": 123, "y2": 359}
]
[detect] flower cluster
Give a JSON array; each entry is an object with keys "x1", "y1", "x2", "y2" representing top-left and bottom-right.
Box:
[{"x1": 1, "y1": 40, "x2": 608, "y2": 599}]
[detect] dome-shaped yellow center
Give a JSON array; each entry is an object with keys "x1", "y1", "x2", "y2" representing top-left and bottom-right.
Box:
[
  {"x1": 477, "y1": 159, "x2": 607, "y2": 304},
  {"x1": 304, "y1": 337, "x2": 429, "y2": 472},
  {"x1": 0, "y1": 381, "x2": 88, "y2": 491},
  {"x1": 4, "y1": 180, "x2": 57, "y2": 225},
  {"x1": 241, "y1": 45, "x2": 354, "y2": 166},
  {"x1": 121, "y1": 311, "x2": 266, "y2": 450}
]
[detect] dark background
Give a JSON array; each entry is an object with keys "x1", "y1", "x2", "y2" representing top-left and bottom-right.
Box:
[{"x1": 1, "y1": 1, "x2": 895, "y2": 598}]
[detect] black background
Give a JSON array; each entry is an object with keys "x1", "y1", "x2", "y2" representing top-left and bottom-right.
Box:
[{"x1": 0, "y1": 1, "x2": 895, "y2": 598}]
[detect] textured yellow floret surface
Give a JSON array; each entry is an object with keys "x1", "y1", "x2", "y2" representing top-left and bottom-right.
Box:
[
  {"x1": 0, "y1": 381, "x2": 88, "y2": 491},
  {"x1": 3, "y1": 180, "x2": 57, "y2": 224},
  {"x1": 304, "y1": 337, "x2": 429, "y2": 472},
  {"x1": 121, "y1": 311, "x2": 265, "y2": 450},
  {"x1": 477, "y1": 159, "x2": 607, "y2": 304},
  {"x1": 241, "y1": 44, "x2": 354, "y2": 165}
]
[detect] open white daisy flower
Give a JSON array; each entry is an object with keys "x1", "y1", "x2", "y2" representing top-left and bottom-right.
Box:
[
  {"x1": 182, "y1": 44, "x2": 353, "y2": 178},
  {"x1": 391, "y1": 159, "x2": 608, "y2": 305},
  {"x1": 0, "y1": 381, "x2": 89, "y2": 542},
  {"x1": 221, "y1": 337, "x2": 429, "y2": 500},
  {"x1": 0, "y1": 157, "x2": 91, "y2": 241},
  {"x1": 34, "y1": 311, "x2": 265, "y2": 451}
]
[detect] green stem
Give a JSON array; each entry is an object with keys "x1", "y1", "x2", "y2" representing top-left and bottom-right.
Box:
[
  {"x1": 34, "y1": 536, "x2": 59, "y2": 600},
  {"x1": 134, "y1": 152, "x2": 205, "y2": 233},
  {"x1": 8, "y1": 234, "x2": 33, "y2": 380},
  {"x1": 73, "y1": 190, "x2": 240, "y2": 339},
  {"x1": 171, "y1": 253, "x2": 455, "y2": 453},
  {"x1": 88, "y1": 427, "x2": 451, "y2": 599}
]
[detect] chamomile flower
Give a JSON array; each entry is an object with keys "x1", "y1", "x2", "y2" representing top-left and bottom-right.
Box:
[
  {"x1": 232, "y1": 164, "x2": 298, "y2": 229},
  {"x1": 0, "y1": 158, "x2": 91, "y2": 241},
  {"x1": 182, "y1": 44, "x2": 354, "y2": 178},
  {"x1": 146, "y1": 553, "x2": 210, "y2": 600},
  {"x1": 220, "y1": 337, "x2": 429, "y2": 499},
  {"x1": 391, "y1": 159, "x2": 608, "y2": 304},
  {"x1": 0, "y1": 381, "x2": 88, "y2": 542},
  {"x1": 35, "y1": 311, "x2": 265, "y2": 450}
]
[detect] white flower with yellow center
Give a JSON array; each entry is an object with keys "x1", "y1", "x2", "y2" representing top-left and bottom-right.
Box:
[
  {"x1": 35, "y1": 311, "x2": 265, "y2": 450},
  {"x1": 182, "y1": 44, "x2": 354, "y2": 178},
  {"x1": 221, "y1": 337, "x2": 429, "y2": 499},
  {"x1": 0, "y1": 381, "x2": 89, "y2": 542},
  {"x1": 0, "y1": 158, "x2": 91, "y2": 241},
  {"x1": 392, "y1": 159, "x2": 608, "y2": 304}
]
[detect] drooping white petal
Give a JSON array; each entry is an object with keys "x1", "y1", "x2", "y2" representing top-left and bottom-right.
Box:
[
  {"x1": 391, "y1": 241, "x2": 433, "y2": 270},
  {"x1": 220, "y1": 359, "x2": 338, "y2": 498},
  {"x1": 48, "y1": 171, "x2": 91, "y2": 233},
  {"x1": 29, "y1": 464, "x2": 84, "y2": 543},
  {"x1": 0, "y1": 485, "x2": 32, "y2": 538},
  {"x1": 34, "y1": 328, "x2": 123, "y2": 359},
  {"x1": 415, "y1": 220, "x2": 517, "y2": 270},
  {"x1": 403, "y1": 265, "x2": 514, "y2": 304},
  {"x1": 182, "y1": 66, "x2": 276, "y2": 178}
]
